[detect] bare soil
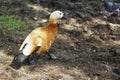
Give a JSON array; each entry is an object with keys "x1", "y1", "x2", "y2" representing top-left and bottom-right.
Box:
[{"x1": 0, "y1": 0, "x2": 120, "y2": 80}]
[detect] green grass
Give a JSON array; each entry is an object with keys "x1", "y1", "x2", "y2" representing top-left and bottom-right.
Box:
[{"x1": 0, "y1": 15, "x2": 28, "y2": 35}]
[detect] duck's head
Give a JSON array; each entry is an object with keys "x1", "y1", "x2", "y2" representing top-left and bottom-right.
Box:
[{"x1": 49, "y1": 10, "x2": 67, "y2": 24}]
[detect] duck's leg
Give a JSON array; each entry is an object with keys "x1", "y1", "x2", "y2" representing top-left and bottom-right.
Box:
[
  {"x1": 46, "y1": 52, "x2": 58, "y2": 60},
  {"x1": 26, "y1": 46, "x2": 41, "y2": 65},
  {"x1": 25, "y1": 55, "x2": 36, "y2": 65}
]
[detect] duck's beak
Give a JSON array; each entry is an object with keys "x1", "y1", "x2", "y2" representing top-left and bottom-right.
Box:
[{"x1": 62, "y1": 16, "x2": 68, "y2": 19}]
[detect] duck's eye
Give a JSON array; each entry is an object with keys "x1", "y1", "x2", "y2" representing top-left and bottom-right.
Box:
[{"x1": 59, "y1": 13, "x2": 62, "y2": 15}]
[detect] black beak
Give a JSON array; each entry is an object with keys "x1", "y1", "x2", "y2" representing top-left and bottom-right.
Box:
[
  {"x1": 10, "y1": 53, "x2": 28, "y2": 70},
  {"x1": 62, "y1": 16, "x2": 68, "y2": 19}
]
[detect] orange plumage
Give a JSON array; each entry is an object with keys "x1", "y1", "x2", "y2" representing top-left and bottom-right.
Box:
[
  {"x1": 22, "y1": 22, "x2": 58, "y2": 54},
  {"x1": 19, "y1": 16, "x2": 59, "y2": 56}
]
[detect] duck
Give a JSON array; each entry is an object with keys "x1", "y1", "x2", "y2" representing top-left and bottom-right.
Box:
[{"x1": 10, "y1": 10, "x2": 67, "y2": 70}]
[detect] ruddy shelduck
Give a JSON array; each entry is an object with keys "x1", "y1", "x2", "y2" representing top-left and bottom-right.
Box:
[{"x1": 10, "y1": 10, "x2": 67, "y2": 70}]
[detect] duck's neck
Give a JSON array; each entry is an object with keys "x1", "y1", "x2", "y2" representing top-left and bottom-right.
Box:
[
  {"x1": 48, "y1": 18, "x2": 57, "y2": 26},
  {"x1": 48, "y1": 18, "x2": 58, "y2": 32}
]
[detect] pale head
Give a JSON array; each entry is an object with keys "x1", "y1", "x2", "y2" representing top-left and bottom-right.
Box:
[{"x1": 49, "y1": 10, "x2": 64, "y2": 24}]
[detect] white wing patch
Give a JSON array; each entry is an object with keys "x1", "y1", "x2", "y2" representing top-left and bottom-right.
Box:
[
  {"x1": 22, "y1": 43, "x2": 34, "y2": 56},
  {"x1": 19, "y1": 35, "x2": 42, "y2": 56}
]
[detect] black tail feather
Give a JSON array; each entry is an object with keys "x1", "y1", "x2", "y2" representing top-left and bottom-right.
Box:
[{"x1": 10, "y1": 53, "x2": 28, "y2": 70}]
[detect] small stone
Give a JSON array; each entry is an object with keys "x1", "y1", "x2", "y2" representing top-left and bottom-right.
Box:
[{"x1": 33, "y1": 17, "x2": 38, "y2": 20}]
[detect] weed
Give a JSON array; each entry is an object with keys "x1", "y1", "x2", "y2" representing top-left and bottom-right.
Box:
[{"x1": 0, "y1": 15, "x2": 28, "y2": 35}]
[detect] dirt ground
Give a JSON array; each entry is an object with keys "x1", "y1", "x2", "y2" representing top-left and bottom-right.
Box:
[{"x1": 0, "y1": 0, "x2": 120, "y2": 80}]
